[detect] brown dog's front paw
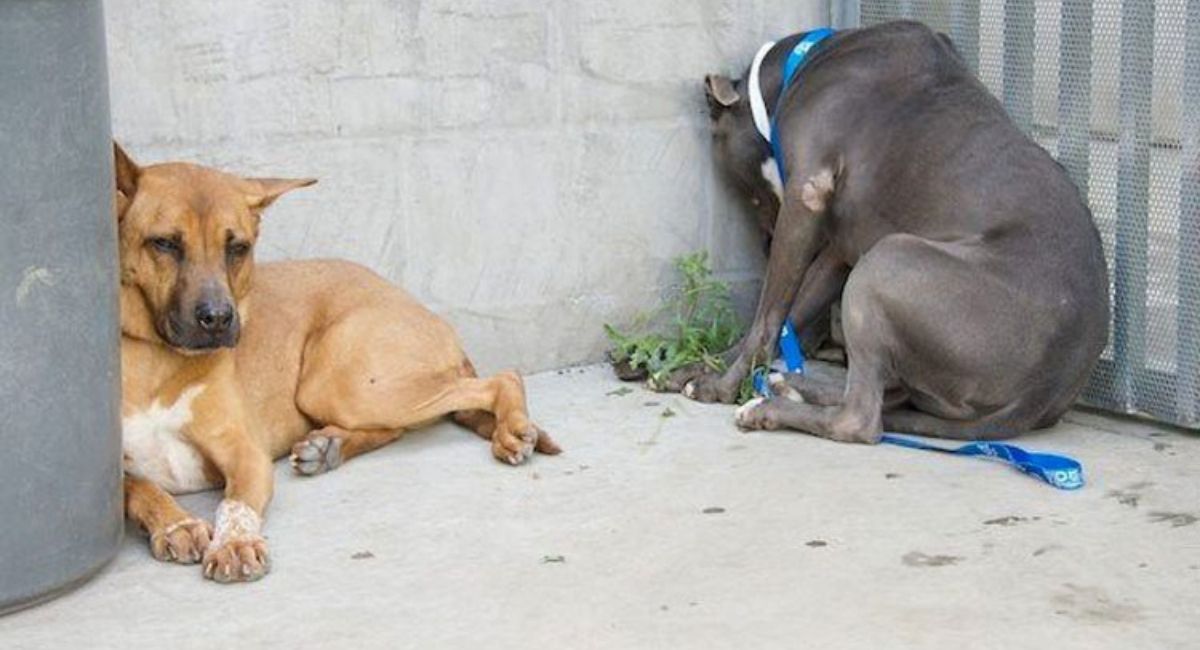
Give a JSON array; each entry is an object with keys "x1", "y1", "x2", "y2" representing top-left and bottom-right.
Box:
[
  {"x1": 734, "y1": 397, "x2": 781, "y2": 431},
  {"x1": 150, "y1": 518, "x2": 212, "y2": 564},
  {"x1": 290, "y1": 431, "x2": 344, "y2": 476},
  {"x1": 683, "y1": 373, "x2": 738, "y2": 404},
  {"x1": 202, "y1": 536, "x2": 270, "y2": 583}
]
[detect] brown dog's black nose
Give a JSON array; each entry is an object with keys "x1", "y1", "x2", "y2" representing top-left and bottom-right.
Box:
[{"x1": 195, "y1": 301, "x2": 235, "y2": 333}]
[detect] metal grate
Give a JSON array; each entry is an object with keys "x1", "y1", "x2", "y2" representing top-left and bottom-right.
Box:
[{"x1": 848, "y1": 0, "x2": 1200, "y2": 429}]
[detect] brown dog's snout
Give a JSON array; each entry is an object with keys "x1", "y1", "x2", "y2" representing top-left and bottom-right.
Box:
[
  {"x1": 166, "y1": 280, "x2": 240, "y2": 351},
  {"x1": 195, "y1": 300, "x2": 235, "y2": 334}
]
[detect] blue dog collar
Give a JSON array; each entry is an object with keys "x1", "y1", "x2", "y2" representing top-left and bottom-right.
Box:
[{"x1": 748, "y1": 28, "x2": 837, "y2": 180}]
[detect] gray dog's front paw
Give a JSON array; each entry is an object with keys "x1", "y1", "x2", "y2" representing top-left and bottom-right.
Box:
[
  {"x1": 650, "y1": 361, "x2": 710, "y2": 393},
  {"x1": 736, "y1": 396, "x2": 793, "y2": 431},
  {"x1": 683, "y1": 372, "x2": 739, "y2": 404}
]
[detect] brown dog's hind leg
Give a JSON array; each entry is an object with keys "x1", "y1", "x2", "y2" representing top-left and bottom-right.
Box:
[
  {"x1": 291, "y1": 426, "x2": 403, "y2": 476},
  {"x1": 436, "y1": 371, "x2": 563, "y2": 464},
  {"x1": 453, "y1": 410, "x2": 560, "y2": 455},
  {"x1": 449, "y1": 360, "x2": 498, "y2": 442},
  {"x1": 296, "y1": 359, "x2": 561, "y2": 469},
  {"x1": 452, "y1": 409, "x2": 495, "y2": 440},
  {"x1": 124, "y1": 475, "x2": 213, "y2": 564},
  {"x1": 452, "y1": 360, "x2": 561, "y2": 458}
]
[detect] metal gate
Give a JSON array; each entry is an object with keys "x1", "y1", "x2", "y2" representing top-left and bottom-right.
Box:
[{"x1": 830, "y1": 0, "x2": 1200, "y2": 429}]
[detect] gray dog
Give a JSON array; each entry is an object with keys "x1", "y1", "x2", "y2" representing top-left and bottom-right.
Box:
[{"x1": 684, "y1": 21, "x2": 1109, "y2": 442}]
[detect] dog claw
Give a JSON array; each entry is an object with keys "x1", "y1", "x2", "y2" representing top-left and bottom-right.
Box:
[
  {"x1": 290, "y1": 433, "x2": 343, "y2": 476},
  {"x1": 493, "y1": 425, "x2": 539, "y2": 466},
  {"x1": 767, "y1": 373, "x2": 804, "y2": 402},
  {"x1": 735, "y1": 397, "x2": 765, "y2": 423},
  {"x1": 294, "y1": 444, "x2": 321, "y2": 462},
  {"x1": 150, "y1": 518, "x2": 212, "y2": 565},
  {"x1": 735, "y1": 396, "x2": 781, "y2": 431},
  {"x1": 683, "y1": 374, "x2": 737, "y2": 404},
  {"x1": 202, "y1": 536, "x2": 270, "y2": 584}
]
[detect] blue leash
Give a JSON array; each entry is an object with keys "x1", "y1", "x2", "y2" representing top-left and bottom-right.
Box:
[
  {"x1": 877, "y1": 434, "x2": 1084, "y2": 490},
  {"x1": 768, "y1": 28, "x2": 836, "y2": 180},
  {"x1": 752, "y1": 319, "x2": 1085, "y2": 490}
]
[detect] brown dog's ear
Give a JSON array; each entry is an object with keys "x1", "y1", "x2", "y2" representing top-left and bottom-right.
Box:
[
  {"x1": 242, "y1": 177, "x2": 318, "y2": 210},
  {"x1": 704, "y1": 74, "x2": 740, "y2": 108},
  {"x1": 113, "y1": 142, "x2": 140, "y2": 217}
]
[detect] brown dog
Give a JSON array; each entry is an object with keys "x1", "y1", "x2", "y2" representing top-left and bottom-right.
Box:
[{"x1": 115, "y1": 144, "x2": 560, "y2": 583}]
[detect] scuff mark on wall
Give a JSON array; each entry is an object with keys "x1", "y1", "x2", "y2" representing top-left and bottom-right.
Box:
[{"x1": 15, "y1": 266, "x2": 56, "y2": 307}]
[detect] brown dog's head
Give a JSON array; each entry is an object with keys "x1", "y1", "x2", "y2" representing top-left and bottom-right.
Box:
[{"x1": 113, "y1": 143, "x2": 315, "y2": 353}]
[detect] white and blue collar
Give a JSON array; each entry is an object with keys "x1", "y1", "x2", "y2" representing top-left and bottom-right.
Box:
[
  {"x1": 747, "y1": 41, "x2": 777, "y2": 142},
  {"x1": 747, "y1": 28, "x2": 837, "y2": 178}
]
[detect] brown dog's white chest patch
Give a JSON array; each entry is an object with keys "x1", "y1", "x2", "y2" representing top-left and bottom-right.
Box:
[{"x1": 122, "y1": 384, "x2": 214, "y2": 494}]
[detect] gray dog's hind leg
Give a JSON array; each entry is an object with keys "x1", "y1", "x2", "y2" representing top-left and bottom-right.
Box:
[
  {"x1": 745, "y1": 233, "x2": 1063, "y2": 443},
  {"x1": 770, "y1": 365, "x2": 909, "y2": 410},
  {"x1": 738, "y1": 287, "x2": 892, "y2": 443},
  {"x1": 737, "y1": 240, "x2": 900, "y2": 443},
  {"x1": 744, "y1": 398, "x2": 1031, "y2": 440},
  {"x1": 881, "y1": 409, "x2": 1026, "y2": 441},
  {"x1": 768, "y1": 361, "x2": 848, "y2": 405}
]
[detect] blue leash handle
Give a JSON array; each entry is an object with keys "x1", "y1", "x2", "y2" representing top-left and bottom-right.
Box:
[
  {"x1": 751, "y1": 320, "x2": 1085, "y2": 490},
  {"x1": 878, "y1": 435, "x2": 1085, "y2": 490}
]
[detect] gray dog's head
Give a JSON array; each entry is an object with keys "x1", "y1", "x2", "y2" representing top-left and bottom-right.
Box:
[{"x1": 704, "y1": 74, "x2": 781, "y2": 247}]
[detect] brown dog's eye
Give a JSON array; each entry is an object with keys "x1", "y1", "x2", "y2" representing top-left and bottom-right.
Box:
[
  {"x1": 147, "y1": 236, "x2": 182, "y2": 258},
  {"x1": 227, "y1": 241, "x2": 252, "y2": 259}
]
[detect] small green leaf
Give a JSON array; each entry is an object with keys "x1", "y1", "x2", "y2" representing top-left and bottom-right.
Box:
[{"x1": 603, "y1": 251, "x2": 745, "y2": 390}]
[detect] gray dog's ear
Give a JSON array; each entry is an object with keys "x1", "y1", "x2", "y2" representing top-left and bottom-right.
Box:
[{"x1": 704, "y1": 74, "x2": 740, "y2": 108}]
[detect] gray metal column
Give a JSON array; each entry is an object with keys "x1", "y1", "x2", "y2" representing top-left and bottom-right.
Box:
[
  {"x1": 1112, "y1": 0, "x2": 1154, "y2": 410},
  {"x1": 0, "y1": 0, "x2": 123, "y2": 614},
  {"x1": 1058, "y1": 0, "x2": 1093, "y2": 195},
  {"x1": 1178, "y1": 0, "x2": 1200, "y2": 424},
  {"x1": 1002, "y1": 0, "x2": 1035, "y2": 132}
]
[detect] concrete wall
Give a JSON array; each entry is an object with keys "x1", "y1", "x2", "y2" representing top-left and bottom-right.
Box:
[{"x1": 105, "y1": 1, "x2": 827, "y2": 373}]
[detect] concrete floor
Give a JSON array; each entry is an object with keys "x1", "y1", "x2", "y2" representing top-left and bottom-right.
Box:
[{"x1": 2, "y1": 364, "x2": 1198, "y2": 649}]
